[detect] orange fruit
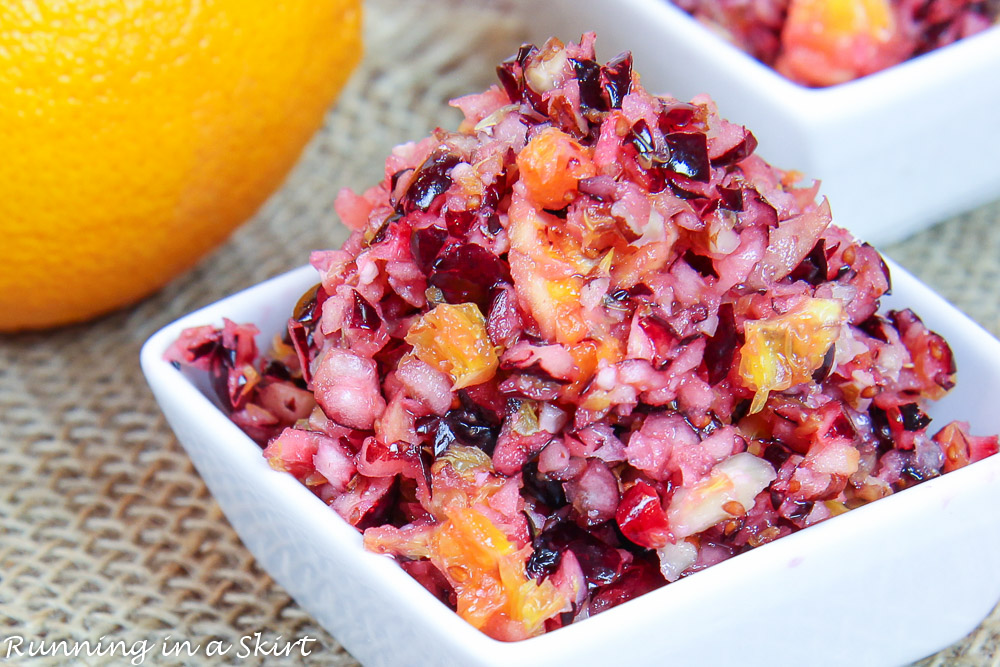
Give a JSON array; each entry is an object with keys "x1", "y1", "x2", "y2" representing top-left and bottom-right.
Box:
[
  {"x1": 0, "y1": 0, "x2": 362, "y2": 331},
  {"x1": 775, "y1": 0, "x2": 908, "y2": 86}
]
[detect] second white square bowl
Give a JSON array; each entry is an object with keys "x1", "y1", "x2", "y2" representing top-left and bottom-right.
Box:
[{"x1": 532, "y1": 0, "x2": 1000, "y2": 245}]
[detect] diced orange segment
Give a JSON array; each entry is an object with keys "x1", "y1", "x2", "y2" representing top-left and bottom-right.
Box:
[
  {"x1": 405, "y1": 303, "x2": 499, "y2": 389},
  {"x1": 431, "y1": 507, "x2": 566, "y2": 637},
  {"x1": 740, "y1": 298, "x2": 844, "y2": 413},
  {"x1": 522, "y1": 273, "x2": 588, "y2": 344},
  {"x1": 777, "y1": 0, "x2": 904, "y2": 86},
  {"x1": 791, "y1": 0, "x2": 894, "y2": 40},
  {"x1": 516, "y1": 127, "x2": 596, "y2": 209}
]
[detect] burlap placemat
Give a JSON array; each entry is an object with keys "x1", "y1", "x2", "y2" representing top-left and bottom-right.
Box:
[{"x1": 2, "y1": 0, "x2": 998, "y2": 664}]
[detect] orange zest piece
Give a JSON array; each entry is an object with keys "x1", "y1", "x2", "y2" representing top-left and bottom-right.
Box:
[
  {"x1": 431, "y1": 507, "x2": 566, "y2": 637},
  {"x1": 739, "y1": 298, "x2": 844, "y2": 413},
  {"x1": 405, "y1": 302, "x2": 499, "y2": 389},
  {"x1": 516, "y1": 127, "x2": 596, "y2": 209}
]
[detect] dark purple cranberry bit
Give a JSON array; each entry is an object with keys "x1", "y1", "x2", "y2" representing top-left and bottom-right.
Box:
[
  {"x1": 628, "y1": 119, "x2": 652, "y2": 153},
  {"x1": 350, "y1": 290, "x2": 381, "y2": 332},
  {"x1": 521, "y1": 460, "x2": 567, "y2": 510},
  {"x1": 629, "y1": 284, "x2": 654, "y2": 298},
  {"x1": 355, "y1": 477, "x2": 400, "y2": 531},
  {"x1": 683, "y1": 249, "x2": 719, "y2": 279},
  {"x1": 704, "y1": 303, "x2": 738, "y2": 385},
  {"x1": 731, "y1": 398, "x2": 752, "y2": 423},
  {"x1": 207, "y1": 329, "x2": 259, "y2": 412},
  {"x1": 514, "y1": 47, "x2": 549, "y2": 115},
  {"x1": 496, "y1": 43, "x2": 538, "y2": 103},
  {"x1": 525, "y1": 542, "x2": 562, "y2": 582},
  {"x1": 397, "y1": 149, "x2": 461, "y2": 214},
  {"x1": 826, "y1": 406, "x2": 858, "y2": 439},
  {"x1": 482, "y1": 167, "x2": 509, "y2": 211},
  {"x1": 442, "y1": 209, "x2": 473, "y2": 239},
  {"x1": 769, "y1": 489, "x2": 785, "y2": 511},
  {"x1": 658, "y1": 101, "x2": 697, "y2": 131},
  {"x1": 188, "y1": 337, "x2": 222, "y2": 364},
  {"x1": 589, "y1": 555, "x2": 665, "y2": 616},
  {"x1": 527, "y1": 521, "x2": 625, "y2": 587},
  {"x1": 429, "y1": 243, "x2": 511, "y2": 311},
  {"x1": 629, "y1": 119, "x2": 671, "y2": 169},
  {"x1": 293, "y1": 283, "x2": 321, "y2": 324},
  {"x1": 763, "y1": 442, "x2": 792, "y2": 470},
  {"x1": 688, "y1": 196, "x2": 717, "y2": 218},
  {"x1": 496, "y1": 63, "x2": 521, "y2": 103},
  {"x1": 388, "y1": 170, "x2": 413, "y2": 211},
  {"x1": 857, "y1": 314, "x2": 891, "y2": 343},
  {"x1": 372, "y1": 336, "x2": 411, "y2": 378},
  {"x1": 569, "y1": 57, "x2": 606, "y2": 111},
  {"x1": 782, "y1": 498, "x2": 815, "y2": 522},
  {"x1": 600, "y1": 51, "x2": 633, "y2": 109},
  {"x1": 515, "y1": 44, "x2": 537, "y2": 68},
  {"x1": 790, "y1": 239, "x2": 829, "y2": 286},
  {"x1": 811, "y1": 344, "x2": 836, "y2": 383},
  {"x1": 409, "y1": 225, "x2": 449, "y2": 273},
  {"x1": 417, "y1": 415, "x2": 459, "y2": 457},
  {"x1": 868, "y1": 405, "x2": 896, "y2": 454},
  {"x1": 664, "y1": 132, "x2": 710, "y2": 182},
  {"x1": 718, "y1": 185, "x2": 744, "y2": 211},
  {"x1": 522, "y1": 83, "x2": 548, "y2": 117},
  {"x1": 898, "y1": 403, "x2": 932, "y2": 431},
  {"x1": 438, "y1": 395, "x2": 501, "y2": 456},
  {"x1": 486, "y1": 214, "x2": 503, "y2": 235},
  {"x1": 262, "y1": 360, "x2": 292, "y2": 382},
  {"x1": 209, "y1": 359, "x2": 232, "y2": 411},
  {"x1": 566, "y1": 534, "x2": 625, "y2": 587},
  {"x1": 711, "y1": 129, "x2": 759, "y2": 167}
]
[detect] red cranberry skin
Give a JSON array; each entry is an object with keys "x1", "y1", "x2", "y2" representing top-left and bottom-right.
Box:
[{"x1": 616, "y1": 481, "x2": 673, "y2": 549}]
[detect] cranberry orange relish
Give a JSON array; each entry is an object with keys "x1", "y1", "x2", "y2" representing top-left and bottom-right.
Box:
[{"x1": 167, "y1": 35, "x2": 998, "y2": 641}]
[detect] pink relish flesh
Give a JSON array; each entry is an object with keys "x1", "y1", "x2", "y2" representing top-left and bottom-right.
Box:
[
  {"x1": 166, "y1": 35, "x2": 999, "y2": 641},
  {"x1": 672, "y1": 0, "x2": 997, "y2": 87}
]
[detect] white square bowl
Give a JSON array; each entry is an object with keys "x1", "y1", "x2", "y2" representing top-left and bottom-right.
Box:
[
  {"x1": 142, "y1": 259, "x2": 1000, "y2": 667},
  {"x1": 530, "y1": 0, "x2": 1000, "y2": 245}
]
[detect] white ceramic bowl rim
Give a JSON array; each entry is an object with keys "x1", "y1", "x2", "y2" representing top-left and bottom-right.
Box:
[{"x1": 642, "y1": 1, "x2": 1000, "y2": 105}]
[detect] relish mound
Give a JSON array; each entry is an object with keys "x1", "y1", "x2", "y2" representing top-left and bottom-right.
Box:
[
  {"x1": 167, "y1": 35, "x2": 998, "y2": 640},
  {"x1": 673, "y1": 0, "x2": 997, "y2": 87}
]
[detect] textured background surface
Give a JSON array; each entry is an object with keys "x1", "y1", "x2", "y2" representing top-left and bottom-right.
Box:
[{"x1": 2, "y1": 0, "x2": 999, "y2": 664}]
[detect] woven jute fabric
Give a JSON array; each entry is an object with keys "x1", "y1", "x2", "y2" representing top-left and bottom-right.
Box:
[{"x1": 1, "y1": 0, "x2": 998, "y2": 664}]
